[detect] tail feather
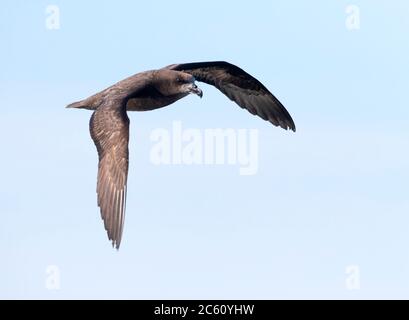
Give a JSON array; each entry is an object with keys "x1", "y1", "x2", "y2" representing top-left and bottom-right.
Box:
[
  {"x1": 66, "y1": 100, "x2": 87, "y2": 109},
  {"x1": 66, "y1": 96, "x2": 99, "y2": 110}
]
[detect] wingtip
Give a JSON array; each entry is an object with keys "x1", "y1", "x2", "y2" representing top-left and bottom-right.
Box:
[
  {"x1": 111, "y1": 240, "x2": 121, "y2": 250},
  {"x1": 283, "y1": 126, "x2": 296, "y2": 132},
  {"x1": 284, "y1": 119, "x2": 296, "y2": 132}
]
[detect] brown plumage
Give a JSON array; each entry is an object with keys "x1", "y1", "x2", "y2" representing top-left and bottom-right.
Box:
[
  {"x1": 166, "y1": 62, "x2": 295, "y2": 131},
  {"x1": 67, "y1": 61, "x2": 296, "y2": 249}
]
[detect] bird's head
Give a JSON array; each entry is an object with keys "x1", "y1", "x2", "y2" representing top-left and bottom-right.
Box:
[{"x1": 153, "y1": 70, "x2": 203, "y2": 98}]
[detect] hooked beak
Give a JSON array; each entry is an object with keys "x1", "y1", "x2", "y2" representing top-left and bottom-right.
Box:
[{"x1": 188, "y1": 83, "x2": 203, "y2": 98}]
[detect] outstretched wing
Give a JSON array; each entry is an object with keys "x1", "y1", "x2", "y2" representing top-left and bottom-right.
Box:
[
  {"x1": 89, "y1": 99, "x2": 129, "y2": 249},
  {"x1": 166, "y1": 61, "x2": 295, "y2": 131}
]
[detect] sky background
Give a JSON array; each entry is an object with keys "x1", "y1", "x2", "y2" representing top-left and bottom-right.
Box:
[{"x1": 1, "y1": 0, "x2": 408, "y2": 299}]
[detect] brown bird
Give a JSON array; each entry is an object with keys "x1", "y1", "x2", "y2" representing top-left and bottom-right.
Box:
[{"x1": 67, "y1": 61, "x2": 296, "y2": 249}]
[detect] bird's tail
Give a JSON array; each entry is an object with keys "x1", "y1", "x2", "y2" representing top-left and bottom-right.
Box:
[
  {"x1": 66, "y1": 99, "x2": 88, "y2": 109},
  {"x1": 66, "y1": 96, "x2": 98, "y2": 110}
]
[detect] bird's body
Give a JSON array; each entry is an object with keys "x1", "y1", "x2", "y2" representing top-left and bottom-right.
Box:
[
  {"x1": 69, "y1": 70, "x2": 194, "y2": 112},
  {"x1": 68, "y1": 61, "x2": 296, "y2": 249}
]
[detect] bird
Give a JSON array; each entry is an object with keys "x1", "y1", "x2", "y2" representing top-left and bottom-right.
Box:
[{"x1": 67, "y1": 61, "x2": 296, "y2": 249}]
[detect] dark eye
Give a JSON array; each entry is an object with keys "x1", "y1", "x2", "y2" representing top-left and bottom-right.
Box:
[{"x1": 176, "y1": 77, "x2": 184, "y2": 83}]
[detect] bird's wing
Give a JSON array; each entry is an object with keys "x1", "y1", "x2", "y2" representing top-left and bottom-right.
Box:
[
  {"x1": 166, "y1": 61, "x2": 295, "y2": 131},
  {"x1": 89, "y1": 99, "x2": 129, "y2": 249}
]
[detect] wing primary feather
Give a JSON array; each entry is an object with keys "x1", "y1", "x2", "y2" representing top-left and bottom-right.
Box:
[
  {"x1": 167, "y1": 61, "x2": 296, "y2": 131},
  {"x1": 89, "y1": 99, "x2": 130, "y2": 249}
]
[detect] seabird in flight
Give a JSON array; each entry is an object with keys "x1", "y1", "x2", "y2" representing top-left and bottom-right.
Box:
[{"x1": 67, "y1": 61, "x2": 296, "y2": 249}]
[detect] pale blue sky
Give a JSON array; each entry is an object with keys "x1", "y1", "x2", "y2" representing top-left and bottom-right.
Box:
[{"x1": 1, "y1": 0, "x2": 408, "y2": 299}]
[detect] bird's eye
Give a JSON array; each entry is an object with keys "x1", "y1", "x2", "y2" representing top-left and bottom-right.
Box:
[{"x1": 176, "y1": 78, "x2": 183, "y2": 83}]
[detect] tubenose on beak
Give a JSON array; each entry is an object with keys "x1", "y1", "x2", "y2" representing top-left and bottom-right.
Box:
[{"x1": 188, "y1": 83, "x2": 203, "y2": 98}]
